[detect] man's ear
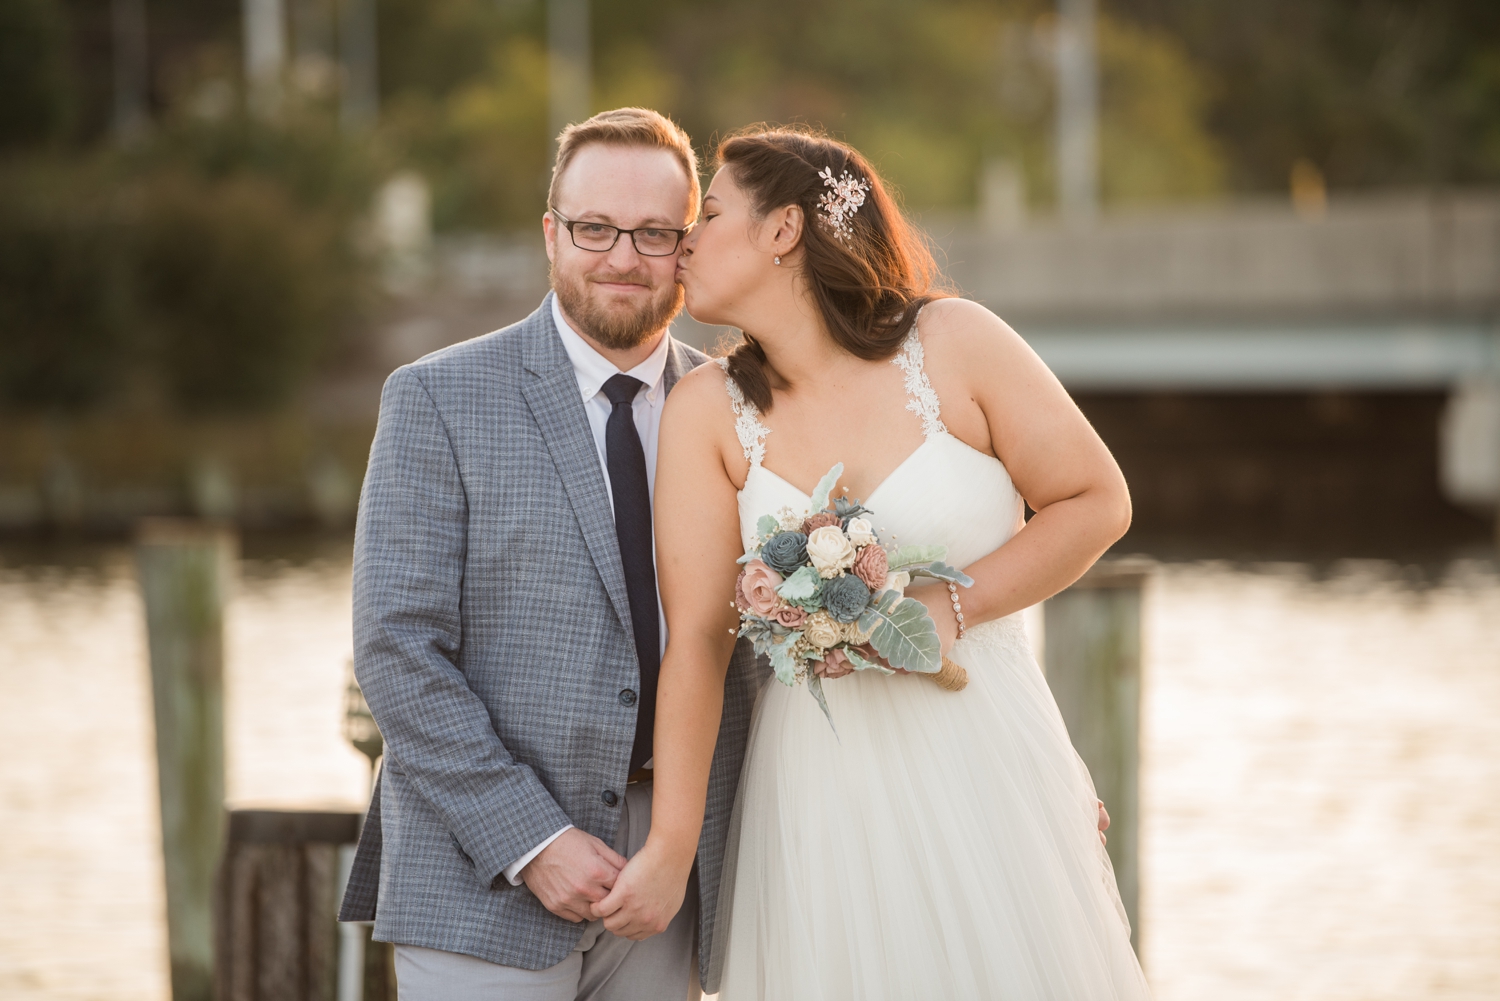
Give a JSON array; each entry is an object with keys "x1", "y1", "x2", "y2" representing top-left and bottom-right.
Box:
[{"x1": 542, "y1": 211, "x2": 558, "y2": 263}]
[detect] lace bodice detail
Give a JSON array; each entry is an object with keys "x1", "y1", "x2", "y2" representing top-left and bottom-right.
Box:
[
  {"x1": 892, "y1": 324, "x2": 948, "y2": 438},
  {"x1": 717, "y1": 357, "x2": 771, "y2": 467},
  {"x1": 718, "y1": 315, "x2": 947, "y2": 467},
  {"x1": 726, "y1": 314, "x2": 1024, "y2": 572}
]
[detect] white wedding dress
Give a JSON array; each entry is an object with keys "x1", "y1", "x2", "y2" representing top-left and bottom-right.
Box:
[{"x1": 708, "y1": 326, "x2": 1151, "y2": 1000}]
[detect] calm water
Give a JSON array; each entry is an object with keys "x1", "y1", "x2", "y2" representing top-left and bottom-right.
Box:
[{"x1": 2, "y1": 545, "x2": 1498, "y2": 1000}]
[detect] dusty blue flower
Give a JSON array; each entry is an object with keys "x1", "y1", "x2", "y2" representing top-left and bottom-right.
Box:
[
  {"x1": 822, "y1": 572, "x2": 871, "y2": 623},
  {"x1": 761, "y1": 531, "x2": 809, "y2": 575}
]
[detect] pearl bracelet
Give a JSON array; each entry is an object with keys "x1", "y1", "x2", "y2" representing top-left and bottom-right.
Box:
[{"x1": 947, "y1": 582, "x2": 966, "y2": 641}]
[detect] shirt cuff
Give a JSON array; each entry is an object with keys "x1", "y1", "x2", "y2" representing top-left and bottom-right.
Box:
[{"x1": 502, "y1": 825, "x2": 573, "y2": 886}]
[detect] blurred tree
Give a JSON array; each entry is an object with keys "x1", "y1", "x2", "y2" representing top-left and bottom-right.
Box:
[
  {"x1": 1111, "y1": 0, "x2": 1500, "y2": 190},
  {"x1": 137, "y1": 173, "x2": 353, "y2": 412},
  {"x1": 380, "y1": 0, "x2": 1227, "y2": 227},
  {"x1": 385, "y1": 36, "x2": 552, "y2": 230},
  {"x1": 132, "y1": 109, "x2": 383, "y2": 222},
  {"x1": 0, "y1": 0, "x2": 74, "y2": 149},
  {"x1": 0, "y1": 162, "x2": 129, "y2": 412}
]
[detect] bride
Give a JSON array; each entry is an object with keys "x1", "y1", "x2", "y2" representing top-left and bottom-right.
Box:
[{"x1": 595, "y1": 127, "x2": 1150, "y2": 1000}]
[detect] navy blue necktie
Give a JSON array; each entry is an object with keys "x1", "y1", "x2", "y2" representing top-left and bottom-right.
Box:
[{"x1": 602, "y1": 374, "x2": 659, "y2": 773}]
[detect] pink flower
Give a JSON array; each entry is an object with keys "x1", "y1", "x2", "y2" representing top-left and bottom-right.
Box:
[
  {"x1": 770, "y1": 604, "x2": 807, "y2": 627},
  {"x1": 801, "y1": 511, "x2": 841, "y2": 534},
  {"x1": 736, "y1": 559, "x2": 783, "y2": 616},
  {"x1": 814, "y1": 646, "x2": 856, "y2": 679},
  {"x1": 851, "y1": 543, "x2": 889, "y2": 591}
]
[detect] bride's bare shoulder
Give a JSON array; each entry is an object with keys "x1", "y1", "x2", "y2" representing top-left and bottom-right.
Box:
[
  {"x1": 666, "y1": 357, "x2": 737, "y2": 416},
  {"x1": 918, "y1": 297, "x2": 1026, "y2": 354},
  {"x1": 662, "y1": 358, "x2": 749, "y2": 484},
  {"x1": 919, "y1": 297, "x2": 1045, "y2": 380}
]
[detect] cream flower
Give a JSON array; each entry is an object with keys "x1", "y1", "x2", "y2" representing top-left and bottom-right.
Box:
[
  {"x1": 845, "y1": 517, "x2": 877, "y2": 547},
  {"x1": 806, "y1": 525, "x2": 856, "y2": 579},
  {"x1": 802, "y1": 611, "x2": 842, "y2": 650},
  {"x1": 880, "y1": 570, "x2": 911, "y2": 595},
  {"x1": 842, "y1": 619, "x2": 873, "y2": 645}
]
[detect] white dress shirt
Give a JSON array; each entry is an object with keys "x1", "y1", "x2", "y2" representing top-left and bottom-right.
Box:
[{"x1": 501, "y1": 295, "x2": 671, "y2": 886}]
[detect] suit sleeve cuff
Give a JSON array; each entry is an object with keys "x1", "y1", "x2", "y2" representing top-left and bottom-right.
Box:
[{"x1": 501, "y1": 825, "x2": 574, "y2": 886}]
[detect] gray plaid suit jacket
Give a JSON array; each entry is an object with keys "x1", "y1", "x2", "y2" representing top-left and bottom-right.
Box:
[{"x1": 338, "y1": 295, "x2": 766, "y2": 990}]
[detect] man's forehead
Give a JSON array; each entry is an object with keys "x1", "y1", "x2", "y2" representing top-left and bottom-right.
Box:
[{"x1": 555, "y1": 144, "x2": 693, "y2": 222}]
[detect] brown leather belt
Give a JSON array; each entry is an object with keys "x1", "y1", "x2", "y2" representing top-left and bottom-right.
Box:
[{"x1": 626, "y1": 767, "x2": 654, "y2": 785}]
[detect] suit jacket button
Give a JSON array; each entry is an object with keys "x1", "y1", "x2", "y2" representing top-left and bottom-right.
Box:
[
  {"x1": 601, "y1": 789, "x2": 619, "y2": 807},
  {"x1": 619, "y1": 689, "x2": 637, "y2": 706}
]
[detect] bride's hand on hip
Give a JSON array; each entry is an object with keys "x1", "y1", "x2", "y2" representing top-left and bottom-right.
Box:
[{"x1": 590, "y1": 840, "x2": 690, "y2": 940}]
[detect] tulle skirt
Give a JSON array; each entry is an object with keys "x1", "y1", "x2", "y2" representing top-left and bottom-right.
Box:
[{"x1": 711, "y1": 615, "x2": 1151, "y2": 1001}]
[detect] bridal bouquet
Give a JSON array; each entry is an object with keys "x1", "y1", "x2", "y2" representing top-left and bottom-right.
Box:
[{"x1": 734, "y1": 463, "x2": 973, "y2": 730}]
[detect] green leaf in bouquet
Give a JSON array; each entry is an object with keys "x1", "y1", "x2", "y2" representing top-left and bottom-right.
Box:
[
  {"x1": 736, "y1": 550, "x2": 760, "y2": 565},
  {"x1": 808, "y1": 462, "x2": 843, "y2": 514},
  {"x1": 806, "y1": 671, "x2": 837, "y2": 735},
  {"x1": 738, "y1": 617, "x2": 774, "y2": 657},
  {"x1": 776, "y1": 565, "x2": 822, "y2": 607},
  {"x1": 907, "y1": 561, "x2": 975, "y2": 587},
  {"x1": 844, "y1": 644, "x2": 894, "y2": 676},
  {"x1": 767, "y1": 631, "x2": 803, "y2": 687},
  {"x1": 857, "y1": 590, "x2": 942, "y2": 674},
  {"x1": 887, "y1": 544, "x2": 949, "y2": 569},
  {"x1": 755, "y1": 514, "x2": 780, "y2": 539}
]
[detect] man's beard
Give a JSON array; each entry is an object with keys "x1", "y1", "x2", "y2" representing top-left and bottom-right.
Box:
[{"x1": 550, "y1": 261, "x2": 684, "y2": 351}]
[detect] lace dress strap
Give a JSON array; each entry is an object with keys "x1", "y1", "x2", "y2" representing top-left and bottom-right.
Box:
[
  {"x1": 717, "y1": 357, "x2": 771, "y2": 466},
  {"x1": 891, "y1": 310, "x2": 948, "y2": 438}
]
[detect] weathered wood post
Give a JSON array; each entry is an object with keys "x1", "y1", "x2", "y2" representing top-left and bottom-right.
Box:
[
  {"x1": 136, "y1": 519, "x2": 236, "y2": 1000},
  {"x1": 1043, "y1": 559, "x2": 1151, "y2": 952},
  {"x1": 216, "y1": 810, "x2": 362, "y2": 1001}
]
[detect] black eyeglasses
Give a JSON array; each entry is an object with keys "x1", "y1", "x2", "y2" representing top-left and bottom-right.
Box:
[{"x1": 549, "y1": 207, "x2": 693, "y2": 257}]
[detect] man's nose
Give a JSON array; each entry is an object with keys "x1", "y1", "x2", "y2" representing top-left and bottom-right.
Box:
[{"x1": 605, "y1": 233, "x2": 644, "y2": 271}]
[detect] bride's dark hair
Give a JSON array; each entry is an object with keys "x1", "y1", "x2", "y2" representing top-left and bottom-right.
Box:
[{"x1": 716, "y1": 126, "x2": 951, "y2": 412}]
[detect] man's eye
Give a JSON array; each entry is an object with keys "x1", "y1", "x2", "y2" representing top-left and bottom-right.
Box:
[
  {"x1": 578, "y1": 224, "x2": 611, "y2": 236},
  {"x1": 639, "y1": 229, "x2": 669, "y2": 240}
]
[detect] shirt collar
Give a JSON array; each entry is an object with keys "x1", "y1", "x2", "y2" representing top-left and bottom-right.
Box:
[{"x1": 551, "y1": 293, "x2": 670, "y2": 404}]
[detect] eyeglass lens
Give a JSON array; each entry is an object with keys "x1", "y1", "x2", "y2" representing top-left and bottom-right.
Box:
[{"x1": 569, "y1": 222, "x2": 682, "y2": 256}]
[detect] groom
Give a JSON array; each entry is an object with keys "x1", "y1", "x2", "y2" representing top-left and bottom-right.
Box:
[{"x1": 338, "y1": 107, "x2": 764, "y2": 999}]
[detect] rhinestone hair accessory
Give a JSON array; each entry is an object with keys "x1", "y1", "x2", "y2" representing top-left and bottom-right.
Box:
[{"x1": 816, "y1": 166, "x2": 870, "y2": 243}]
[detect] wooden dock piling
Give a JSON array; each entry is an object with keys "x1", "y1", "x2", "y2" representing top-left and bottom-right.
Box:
[
  {"x1": 215, "y1": 809, "x2": 390, "y2": 1001},
  {"x1": 1044, "y1": 559, "x2": 1151, "y2": 952},
  {"x1": 136, "y1": 519, "x2": 236, "y2": 1001}
]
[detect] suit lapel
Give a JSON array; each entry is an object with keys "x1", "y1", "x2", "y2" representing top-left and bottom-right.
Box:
[{"x1": 520, "y1": 296, "x2": 635, "y2": 638}]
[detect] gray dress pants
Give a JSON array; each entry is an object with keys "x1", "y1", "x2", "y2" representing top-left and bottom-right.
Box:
[{"x1": 394, "y1": 781, "x2": 700, "y2": 1001}]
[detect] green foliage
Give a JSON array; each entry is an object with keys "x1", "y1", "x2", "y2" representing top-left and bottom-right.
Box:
[
  {"x1": 1098, "y1": 17, "x2": 1226, "y2": 203},
  {"x1": 1112, "y1": 0, "x2": 1500, "y2": 190},
  {"x1": 129, "y1": 109, "x2": 383, "y2": 223},
  {"x1": 136, "y1": 172, "x2": 355, "y2": 413},
  {"x1": 776, "y1": 566, "x2": 823, "y2": 608},
  {"x1": 370, "y1": 0, "x2": 1229, "y2": 227},
  {"x1": 857, "y1": 590, "x2": 942, "y2": 674},
  {"x1": 0, "y1": 0, "x2": 72, "y2": 149},
  {"x1": 0, "y1": 162, "x2": 129, "y2": 411},
  {"x1": 385, "y1": 37, "x2": 551, "y2": 229},
  {"x1": 0, "y1": 131, "x2": 369, "y2": 415},
  {"x1": 809, "y1": 462, "x2": 842, "y2": 514}
]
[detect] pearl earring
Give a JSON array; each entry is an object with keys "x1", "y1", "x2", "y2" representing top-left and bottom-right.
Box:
[{"x1": 773, "y1": 255, "x2": 781, "y2": 266}]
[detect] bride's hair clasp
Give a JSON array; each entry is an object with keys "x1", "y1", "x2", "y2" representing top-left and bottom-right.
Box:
[{"x1": 816, "y1": 166, "x2": 870, "y2": 243}]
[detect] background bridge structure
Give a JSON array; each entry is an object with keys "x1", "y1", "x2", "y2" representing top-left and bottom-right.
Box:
[{"x1": 394, "y1": 190, "x2": 1500, "y2": 555}]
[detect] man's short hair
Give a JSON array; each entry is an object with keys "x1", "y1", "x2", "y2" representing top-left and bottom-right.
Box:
[{"x1": 548, "y1": 108, "x2": 700, "y2": 219}]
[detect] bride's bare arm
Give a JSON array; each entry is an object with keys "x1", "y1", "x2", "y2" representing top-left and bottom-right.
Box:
[
  {"x1": 592, "y1": 363, "x2": 745, "y2": 939},
  {"x1": 914, "y1": 298, "x2": 1132, "y2": 637}
]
